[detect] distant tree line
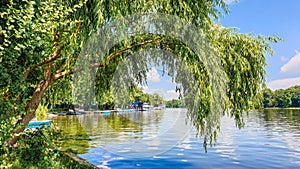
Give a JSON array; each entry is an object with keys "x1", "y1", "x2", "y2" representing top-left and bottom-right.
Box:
[
  {"x1": 166, "y1": 99, "x2": 182, "y2": 108},
  {"x1": 263, "y1": 85, "x2": 300, "y2": 108},
  {"x1": 130, "y1": 87, "x2": 165, "y2": 106}
]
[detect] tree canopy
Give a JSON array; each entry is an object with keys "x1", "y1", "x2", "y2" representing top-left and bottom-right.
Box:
[
  {"x1": 262, "y1": 86, "x2": 300, "y2": 108},
  {"x1": 166, "y1": 99, "x2": 182, "y2": 108},
  {"x1": 0, "y1": 0, "x2": 279, "y2": 150}
]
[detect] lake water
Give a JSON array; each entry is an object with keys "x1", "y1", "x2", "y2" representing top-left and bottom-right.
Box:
[{"x1": 52, "y1": 108, "x2": 300, "y2": 169}]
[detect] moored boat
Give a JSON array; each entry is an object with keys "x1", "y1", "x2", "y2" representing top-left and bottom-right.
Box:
[{"x1": 27, "y1": 120, "x2": 52, "y2": 129}]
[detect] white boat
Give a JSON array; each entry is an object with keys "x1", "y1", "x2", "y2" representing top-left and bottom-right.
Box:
[{"x1": 143, "y1": 103, "x2": 152, "y2": 110}]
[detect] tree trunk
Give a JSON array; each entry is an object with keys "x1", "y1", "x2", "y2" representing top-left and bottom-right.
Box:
[{"x1": 7, "y1": 79, "x2": 50, "y2": 145}]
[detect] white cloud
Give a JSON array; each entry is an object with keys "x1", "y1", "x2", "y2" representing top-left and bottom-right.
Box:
[
  {"x1": 280, "y1": 56, "x2": 289, "y2": 61},
  {"x1": 146, "y1": 67, "x2": 160, "y2": 82},
  {"x1": 280, "y1": 51, "x2": 300, "y2": 74},
  {"x1": 267, "y1": 77, "x2": 300, "y2": 90},
  {"x1": 165, "y1": 90, "x2": 180, "y2": 101},
  {"x1": 224, "y1": 0, "x2": 237, "y2": 5}
]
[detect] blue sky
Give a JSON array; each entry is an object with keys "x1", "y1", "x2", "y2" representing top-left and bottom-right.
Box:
[{"x1": 221, "y1": 0, "x2": 300, "y2": 90}]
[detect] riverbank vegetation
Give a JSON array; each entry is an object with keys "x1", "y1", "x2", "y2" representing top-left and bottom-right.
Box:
[
  {"x1": 262, "y1": 86, "x2": 300, "y2": 108},
  {"x1": 1, "y1": 128, "x2": 96, "y2": 169},
  {"x1": 166, "y1": 99, "x2": 182, "y2": 108}
]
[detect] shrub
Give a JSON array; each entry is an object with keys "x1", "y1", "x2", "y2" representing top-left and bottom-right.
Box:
[{"x1": 0, "y1": 128, "x2": 95, "y2": 169}]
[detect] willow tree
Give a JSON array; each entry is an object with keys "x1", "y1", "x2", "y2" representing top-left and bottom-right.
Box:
[{"x1": 0, "y1": 0, "x2": 278, "y2": 147}]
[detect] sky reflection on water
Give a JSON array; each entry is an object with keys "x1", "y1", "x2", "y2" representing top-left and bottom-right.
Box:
[{"x1": 52, "y1": 109, "x2": 300, "y2": 169}]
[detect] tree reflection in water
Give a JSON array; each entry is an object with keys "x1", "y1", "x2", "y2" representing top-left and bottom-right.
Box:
[
  {"x1": 52, "y1": 109, "x2": 300, "y2": 156},
  {"x1": 52, "y1": 110, "x2": 165, "y2": 154}
]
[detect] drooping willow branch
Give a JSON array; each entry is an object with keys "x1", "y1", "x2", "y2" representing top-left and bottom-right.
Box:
[{"x1": 53, "y1": 36, "x2": 166, "y2": 81}]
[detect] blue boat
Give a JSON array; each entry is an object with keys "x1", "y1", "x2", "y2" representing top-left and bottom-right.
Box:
[
  {"x1": 132, "y1": 102, "x2": 150, "y2": 111},
  {"x1": 103, "y1": 111, "x2": 111, "y2": 115},
  {"x1": 132, "y1": 101, "x2": 145, "y2": 111},
  {"x1": 27, "y1": 120, "x2": 53, "y2": 129}
]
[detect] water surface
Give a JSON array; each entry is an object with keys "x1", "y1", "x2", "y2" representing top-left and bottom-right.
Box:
[{"x1": 52, "y1": 108, "x2": 300, "y2": 169}]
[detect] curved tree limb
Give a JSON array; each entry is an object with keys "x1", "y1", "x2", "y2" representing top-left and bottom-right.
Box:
[{"x1": 23, "y1": 44, "x2": 66, "y2": 80}]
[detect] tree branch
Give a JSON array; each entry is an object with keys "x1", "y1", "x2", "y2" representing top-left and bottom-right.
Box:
[
  {"x1": 55, "y1": 59, "x2": 68, "y2": 74},
  {"x1": 53, "y1": 28, "x2": 60, "y2": 48},
  {"x1": 24, "y1": 44, "x2": 66, "y2": 80},
  {"x1": 75, "y1": 22, "x2": 81, "y2": 36}
]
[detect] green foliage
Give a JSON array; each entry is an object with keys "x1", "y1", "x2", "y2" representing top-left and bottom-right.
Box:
[
  {"x1": 166, "y1": 99, "x2": 182, "y2": 108},
  {"x1": 129, "y1": 87, "x2": 164, "y2": 105},
  {"x1": 262, "y1": 86, "x2": 300, "y2": 108},
  {"x1": 263, "y1": 88, "x2": 276, "y2": 107},
  {"x1": 35, "y1": 104, "x2": 48, "y2": 121},
  {"x1": 151, "y1": 93, "x2": 165, "y2": 106},
  {"x1": 275, "y1": 89, "x2": 292, "y2": 108},
  {"x1": 210, "y1": 26, "x2": 278, "y2": 113},
  {"x1": 0, "y1": 128, "x2": 95, "y2": 169},
  {"x1": 288, "y1": 86, "x2": 300, "y2": 107},
  {"x1": 94, "y1": 59, "x2": 119, "y2": 109},
  {"x1": 43, "y1": 78, "x2": 74, "y2": 110},
  {"x1": 14, "y1": 128, "x2": 61, "y2": 167},
  {"x1": 0, "y1": 0, "x2": 86, "y2": 147},
  {"x1": 95, "y1": 80, "x2": 165, "y2": 109}
]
